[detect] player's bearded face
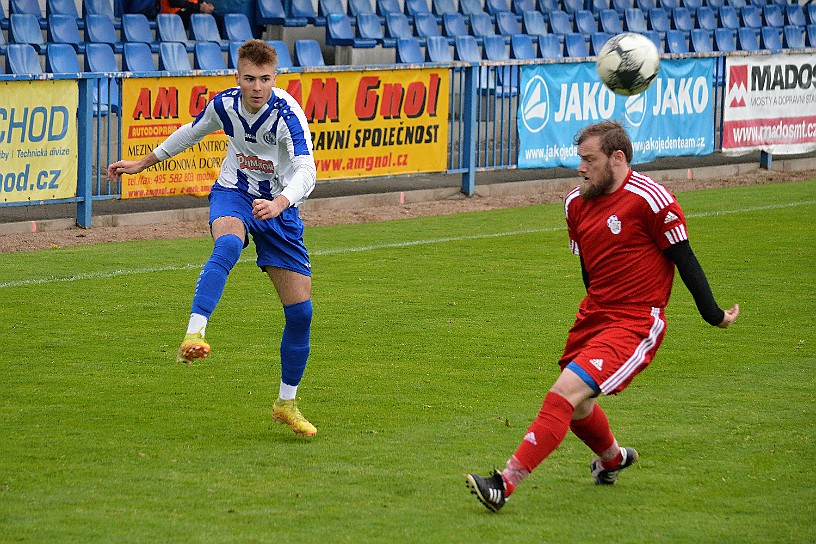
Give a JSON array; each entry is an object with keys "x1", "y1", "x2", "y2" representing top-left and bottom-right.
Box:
[{"x1": 580, "y1": 157, "x2": 615, "y2": 201}]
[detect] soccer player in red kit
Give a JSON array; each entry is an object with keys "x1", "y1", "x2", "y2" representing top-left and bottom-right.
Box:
[{"x1": 466, "y1": 120, "x2": 739, "y2": 512}]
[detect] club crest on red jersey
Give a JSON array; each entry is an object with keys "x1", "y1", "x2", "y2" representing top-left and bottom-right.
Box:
[{"x1": 607, "y1": 215, "x2": 622, "y2": 235}]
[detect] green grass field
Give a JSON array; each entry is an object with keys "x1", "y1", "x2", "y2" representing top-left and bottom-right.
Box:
[{"x1": 1, "y1": 180, "x2": 814, "y2": 543}]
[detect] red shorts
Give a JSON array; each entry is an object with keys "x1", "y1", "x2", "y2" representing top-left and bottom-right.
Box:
[{"x1": 559, "y1": 300, "x2": 667, "y2": 395}]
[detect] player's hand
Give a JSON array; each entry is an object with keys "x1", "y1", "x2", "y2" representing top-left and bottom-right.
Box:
[
  {"x1": 200, "y1": 2, "x2": 215, "y2": 13},
  {"x1": 717, "y1": 304, "x2": 739, "y2": 329},
  {"x1": 107, "y1": 160, "x2": 142, "y2": 181},
  {"x1": 252, "y1": 196, "x2": 290, "y2": 220}
]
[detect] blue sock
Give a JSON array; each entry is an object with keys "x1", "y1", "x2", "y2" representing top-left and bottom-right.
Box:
[
  {"x1": 280, "y1": 300, "x2": 312, "y2": 387},
  {"x1": 191, "y1": 234, "x2": 243, "y2": 318}
]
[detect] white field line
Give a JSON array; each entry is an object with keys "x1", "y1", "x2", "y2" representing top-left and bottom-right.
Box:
[{"x1": 1, "y1": 199, "x2": 813, "y2": 289}]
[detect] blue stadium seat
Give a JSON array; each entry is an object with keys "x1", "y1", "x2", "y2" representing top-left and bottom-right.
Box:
[
  {"x1": 290, "y1": 0, "x2": 320, "y2": 26},
  {"x1": 683, "y1": 0, "x2": 702, "y2": 14},
  {"x1": 83, "y1": 0, "x2": 116, "y2": 22},
  {"x1": 696, "y1": 7, "x2": 717, "y2": 34},
  {"x1": 84, "y1": 43, "x2": 121, "y2": 115},
  {"x1": 256, "y1": 0, "x2": 290, "y2": 26},
  {"x1": 762, "y1": 4, "x2": 783, "y2": 27},
  {"x1": 404, "y1": 0, "x2": 433, "y2": 19},
  {"x1": 433, "y1": 0, "x2": 458, "y2": 19},
  {"x1": 194, "y1": 41, "x2": 227, "y2": 69},
  {"x1": 9, "y1": 14, "x2": 47, "y2": 53},
  {"x1": 562, "y1": 0, "x2": 583, "y2": 19},
  {"x1": 348, "y1": 0, "x2": 377, "y2": 21},
  {"x1": 706, "y1": 0, "x2": 724, "y2": 9},
  {"x1": 624, "y1": 8, "x2": 648, "y2": 33},
  {"x1": 713, "y1": 27, "x2": 736, "y2": 51},
  {"x1": 327, "y1": 12, "x2": 378, "y2": 46},
  {"x1": 672, "y1": 7, "x2": 694, "y2": 32},
  {"x1": 425, "y1": 34, "x2": 453, "y2": 60},
  {"x1": 635, "y1": 0, "x2": 655, "y2": 11},
  {"x1": 575, "y1": 10, "x2": 598, "y2": 34},
  {"x1": 442, "y1": 13, "x2": 469, "y2": 41},
  {"x1": 459, "y1": 0, "x2": 485, "y2": 18},
  {"x1": 10, "y1": 0, "x2": 44, "y2": 27},
  {"x1": 564, "y1": 32, "x2": 589, "y2": 56},
  {"x1": 806, "y1": 24, "x2": 816, "y2": 47},
  {"x1": 157, "y1": 13, "x2": 195, "y2": 52},
  {"x1": 377, "y1": 0, "x2": 402, "y2": 19},
  {"x1": 538, "y1": 0, "x2": 558, "y2": 16},
  {"x1": 483, "y1": 34, "x2": 515, "y2": 93},
  {"x1": 496, "y1": 11, "x2": 522, "y2": 39},
  {"x1": 643, "y1": 29, "x2": 663, "y2": 51},
  {"x1": 357, "y1": 13, "x2": 385, "y2": 43},
  {"x1": 612, "y1": 0, "x2": 633, "y2": 14},
  {"x1": 0, "y1": 3, "x2": 7, "y2": 31},
  {"x1": 736, "y1": 26, "x2": 759, "y2": 50},
  {"x1": 590, "y1": 31, "x2": 611, "y2": 54},
  {"x1": 658, "y1": 0, "x2": 677, "y2": 10},
  {"x1": 84, "y1": 14, "x2": 123, "y2": 54},
  {"x1": 294, "y1": 39, "x2": 326, "y2": 66},
  {"x1": 784, "y1": 4, "x2": 806, "y2": 27},
  {"x1": 395, "y1": 36, "x2": 423, "y2": 62},
  {"x1": 267, "y1": 40, "x2": 293, "y2": 68},
  {"x1": 123, "y1": 42, "x2": 157, "y2": 71},
  {"x1": 718, "y1": 6, "x2": 740, "y2": 32},
  {"x1": 470, "y1": 12, "x2": 497, "y2": 44},
  {"x1": 728, "y1": 0, "x2": 747, "y2": 9},
  {"x1": 740, "y1": 5, "x2": 762, "y2": 28},
  {"x1": 648, "y1": 7, "x2": 672, "y2": 35},
  {"x1": 759, "y1": 26, "x2": 782, "y2": 50},
  {"x1": 0, "y1": 28, "x2": 6, "y2": 53},
  {"x1": 384, "y1": 13, "x2": 412, "y2": 47},
  {"x1": 454, "y1": 35, "x2": 481, "y2": 61},
  {"x1": 224, "y1": 13, "x2": 255, "y2": 43},
  {"x1": 483, "y1": 33, "x2": 508, "y2": 59},
  {"x1": 690, "y1": 28, "x2": 712, "y2": 51},
  {"x1": 782, "y1": 25, "x2": 805, "y2": 49},
  {"x1": 599, "y1": 9, "x2": 623, "y2": 33},
  {"x1": 538, "y1": 33, "x2": 563, "y2": 58},
  {"x1": 5, "y1": 43, "x2": 42, "y2": 73},
  {"x1": 122, "y1": 14, "x2": 158, "y2": 53},
  {"x1": 807, "y1": 4, "x2": 816, "y2": 25},
  {"x1": 592, "y1": 0, "x2": 611, "y2": 14},
  {"x1": 415, "y1": 11, "x2": 442, "y2": 43},
  {"x1": 512, "y1": 0, "x2": 535, "y2": 16},
  {"x1": 159, "y1": 41, "x2": 192, "y2": 71},
  {"x1": 318, "y1": 0, "x2": 345, "y2": 25},
  {"x1": 46, "y1": 43, "x2": 80, "y2": 73},
  {"x1": 228, "y1": 41, "x2": 240, "y2": 67},
  {"x1": 191, "y1": 13, "x2": 229, "y2": 51},
  {"x1": 47, "y1": 0, "x2": 81, "y2": 28},
  {"x1": 486, "y1": 0, "x2": 512, "y2": 17},
  {"x1": 511, "y1": 33, "x2": 537, "y2": 58},
  {"x1": 522, "y1": 10, "x2": 547, "y2": 36},
  {"x1": 666, "y1": 28, "x2": 688, "y2": 52},
  {"x1": 47, "y1": 15, "x2": 85, "y2": 53},
  {"x1": 548, "y1": 10, "x2": 573, "y2": 37}
]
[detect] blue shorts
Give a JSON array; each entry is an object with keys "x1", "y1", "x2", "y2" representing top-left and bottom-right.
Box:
[{"x1": 208, "y1": 184, "x2": 311, "y2": 277}]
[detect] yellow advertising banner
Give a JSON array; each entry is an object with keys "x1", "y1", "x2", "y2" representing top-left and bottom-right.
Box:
[
  {"x1": 0, "y1": 80, "x2": 78, "y2": 204},
  {"x1": 120, "y1": 68, "x2": 450, "y2": 197}
]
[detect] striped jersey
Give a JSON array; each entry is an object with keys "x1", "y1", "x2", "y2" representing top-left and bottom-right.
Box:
[
  {"x1": 154, "y1": 87, "x2": 316, "y2": 207},
  {"x1": 564, "y1": 170, "x2": 688, "y2": 308}
]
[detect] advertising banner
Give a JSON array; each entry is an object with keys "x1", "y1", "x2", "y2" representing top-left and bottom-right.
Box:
[
  {"x1": 0, "y1": 80, "x2": 78, "y2": 204},
  {"x1": 722, "y1": 53, "x2": 816, "y2": 155},
  {"x1": 120, "y1": 68, "x2": 449, "y2": 198},
  {"x1": 517, "y1": 58, "x2": 715, "y2": 169}
]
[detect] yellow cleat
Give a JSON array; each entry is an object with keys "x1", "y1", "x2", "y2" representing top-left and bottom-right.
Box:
[
  {"x1": 176, "y1": 331, "x2": 210, "y2": 364},
  {"x1": 273, "y1": 398, "x2": 317, "y2": 437}
]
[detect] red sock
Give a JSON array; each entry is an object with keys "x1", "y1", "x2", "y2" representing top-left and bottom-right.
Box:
[
  {"x1": 569, "y1": 403, "x2": 616, "y2": 457},
  {"x1": 512, "y1": 392, "x2": 575, "y2": 472}
]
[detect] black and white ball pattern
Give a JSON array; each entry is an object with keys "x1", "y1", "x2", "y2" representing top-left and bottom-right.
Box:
[{"x1": 596, "y1": 33, "x2": 661, "y2": 96}]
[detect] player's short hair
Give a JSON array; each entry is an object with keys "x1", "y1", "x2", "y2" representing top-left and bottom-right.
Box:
[
  {"x1": 574, "y1": 121, "x2": 633, "y2": 164},
  {"x1": 237, "y1": 39, "x2": 278, "y2": 70}
]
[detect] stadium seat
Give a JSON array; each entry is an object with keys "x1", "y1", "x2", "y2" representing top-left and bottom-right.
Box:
[
  {"x1": 648, "y1": 7, "x2": 672, "y2": 35},
  {"x1": 228, "y1": 41, "x2": 240, "y2": 67},
  {"x1": 84, "y1": 14, "x2": 124, "y2": 54},
  {"x1": 9, "y1": 14, "x2": 47, "y2": 53},
  {"x1": 5, "y1": 43, "x2": 42, "y2": 73},
  {"x1": 690, "y1": 28, "x2": 712, "y2": 51},
  {"x1": 46, "y1": 0, "x2": 81, "y2": 28},
  {"x1": 612, "y1": 0, "x2": 633, "y2": 14},
  {"x1": 599, "y1": 9, "x2": 623, "y2": 33},
  {"x1": 696, "y1": 7, "x2": 717, "y2": 34},
  {"x1": 736, "y1": 26, "x2": 760, "y2": 50},
  {"x1": 123, "y1": 42, "x2": 157, "y2": 71},
  {"x1": 807, "y1": 24, "x2": 816, "y2": 47},
  {"x1": 224, "y1": 14, "x2": 255, "y2": 43},
  {"x1": 122, "y1": 14, "x2": 158, "y2": 53},
  {"x1": 357, "y1": 13, "x2": 386, "y2": 43},
  {"x1": 538, "y1": 33, "x2": 563, "y2": 58},
  {"x1": 759, "y1": 26, "x2": 782, "y2": 51},
  {"x1": 470, "y1": 12, "x2": 497, "y2": 44},
  {"x1": 672, "y1": 7, "x2": 694, "y2": 32},
  {"x1": 590, "y1": 31, "x2": 611, "y2": 54},
  {"x1": 157, "y1": 13, "x2": 195, "y2": 52},
  {"x1": 454, "y1": 35, "x2": 481, "y2": 61},
  {"x1": 718, "y1": 6, "x2": 740, "y2": 32},
  {"x1": 433, "y1": 0, "x2": 458, "y2": 19},
  {"x1": 658, "y1": 0, "x2": 677, "y2": 10},
  {"x1": 159, "y1": 41, "x2": 192, "y2": 71},
  {"x1": 395, "y1": 36, "x2": 423, "y2": 62},
  {"x1": 512, "y1": 0, "x2": 535, "y2": 16},
  {"x1": 762, "y1": 4, "x2": 783, "y2": 27},
  {"x1": 511, "y1": 33, "x2": 537, "y2": 58},
  {"x1": 314, "y1": 0, "x2": 341, "y2": 26},
  {"x1": 0, "y1": 3, "x2": 7, "y2": 31},
  {"x1": 45, "y1": 42, "x2": 80, "y2": 73},
  {"x1": 643, "y1": 29, "x2": 663, "y2": 52},
  {"x1": 538, "y1": 0, "x2": 558, "y2": 16},
  {"x1": 256, "y1": 0, "x2": 291, "y2": 26},
  {"x1": 562, "y1": 0, "x2": 583, "y2": 19},
  {"x1": 666, "y1": 28, "x2": 688, "y2": 52},
  {"x1": 483, "y1": 34, "x2": 515, "y2": 93},
  {"x1": 459, "y1": 0, "x2": 485, "y2": 18},
  {"x1": 384, "y1": 13, "x2": 412, "y2": 47},
  {"x1": 0, "y1": 29, "x2": 6, "y2": 53},
  {"x1": 404, "y1": 0, "x2": 433, "y2": 19},
  {"x1": 635, "y1": 0, "x2": 655, "y2": 11},
  {"x1": 782, "y1": 25, "x2": 805, "y2": 49},
  {"x1": 706, "y1": 0, "x2": 723, "y2": 9},
  {"x1": 47, "y1": 15, "x2": 85, "y2": 53},
  {"x1": 740, "y1": 6, "x2": 762, "y2": 29},
  {"x1": 575, "y1": 10, "x2": 598, "y2": 34},
  {"x1": 624, "y1": 8, "x2": 648, "y2": 33},
  {"x1": 84, "y1": 43, "x2": 121, "y2": 115},
  {"x1": 425, "y1": 35, "x2": 453, "y2": 60},
  {"x1": 564, "y1": 32, "x2": 589, "y2": 56},
  {"x1": 807, "y1": 5, "x2": 816, "y2": 25},
  {"x1": 415, "y1": 11, "x2": 442, "y2": 44},
  {"x1": 290, "y1": 0, "x2": 320, "y2": 26},
  {"x1": 496, "y1": 11, "x2": 522, "y2": 39},
  {"x1": 442, "y1": 13, "x2": 469, "y2": 41},
  {"x1": 377, "y1": 0, "x2": 402, "y2": 19},
  {"x1": 713, "y1": 27, "x2": 736, "y2": 51},
  {"x1": 267, "y1": 40, "x2": 293, "y2": 68},
  {"x1": 10, "y1": 0, "x2": 44, "y2": 26},
  {"x1": 348, "y1": 0, "x2": 377, "y2": 21},
  {"x1": 327, "y1": 12, "x2": 378, "y2": 46},
  {"x1": 592, "y1": 0, "x2": 611, "y2": 14},
  {"x1": 522, "y1": 10, "x2": 547, "y2": 36},
  {"x1": 483, "y1": 33, "x2": 508, "y2": 59},
  {"x1": 683, "y1": 0, "x2": 702, "y2": 14},
  {"x1": 549, "y1": 10, "x2": 573, "y2": 37},
  {"x1": 486, "y1": 0, "x2": 512, "y2": 16},
  {"x1": 727, "y1": 0, "x2": 747, "y2": 10},
  {"x1": 191, "y1": 14, "x2": 229, "y2": 51},
  {"x1": 83, "y1": 0, "x2": 116, "y2": 22},
  {"x1": 294, "y1": 39, "x2": 326, "y2": 66},
  {"x1": 194, "y1": 41, "x2": 227, "y2": 69},
  {"x1": 784, "y1": 4, "x2": 806, "y2": 28}
]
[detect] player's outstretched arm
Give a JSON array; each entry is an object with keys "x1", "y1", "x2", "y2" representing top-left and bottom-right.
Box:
[
  {"x1": 717, "y1": 304, "x2": 739, "y2": 329},
  {"x1": 107, "y1": 152, "x2": 160, "y2": 181}
]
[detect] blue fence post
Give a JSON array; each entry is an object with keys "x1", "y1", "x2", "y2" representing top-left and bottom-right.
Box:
[
  {"x1": 76, "y1": 76, "x2": 95, "y2": 228},
  {"x1": 461, "y1": 63, "x2": 478, "y2": 196},
  {"x1": 760, "y1": 151, "x2": 772, "y2": 169}
]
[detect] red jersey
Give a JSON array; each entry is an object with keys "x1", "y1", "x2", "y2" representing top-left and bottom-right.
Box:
[{"x1": 564, "y1": 170, "x2": 688, "y2": 309}]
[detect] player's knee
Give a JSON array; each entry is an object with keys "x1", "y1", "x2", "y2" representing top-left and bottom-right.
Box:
[
  {"x1": 283, "y1": 299, "x2": 312, "y2": 329},
  {"x1": 212, "y1": 234, "x2": 243, "y2": 270}
]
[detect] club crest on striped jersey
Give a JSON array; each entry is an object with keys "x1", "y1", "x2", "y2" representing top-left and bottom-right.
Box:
[
  {"x1": 263, "y1": 131, "x2": 276, "y2": 145},
  {"x1": 607, "y1": 214, "x2": 622, "y2": 235}
]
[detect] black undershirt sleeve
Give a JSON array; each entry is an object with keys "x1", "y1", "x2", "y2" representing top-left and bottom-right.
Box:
[
  {"x1": 580, "y1": 254, "x2": 590, "y2": 291},
  {"x1": 663, "y1": 240, "x2": 725, "y2": 326}
]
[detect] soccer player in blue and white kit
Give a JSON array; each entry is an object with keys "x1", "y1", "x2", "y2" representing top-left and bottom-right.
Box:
[{"x1": 107, "y1": 40, "x2": 319, "y2": 436}]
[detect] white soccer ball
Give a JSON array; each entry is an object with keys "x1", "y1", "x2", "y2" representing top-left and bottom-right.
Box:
[{"x1": 596, "y1": 32, "x2": 660, "y2": 96}]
